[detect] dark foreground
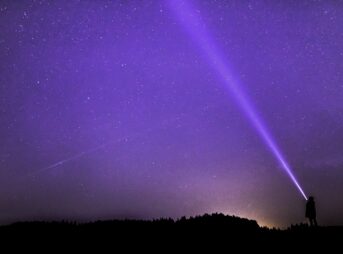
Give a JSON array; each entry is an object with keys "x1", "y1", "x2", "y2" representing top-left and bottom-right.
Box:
[{"x1": 0, "y1": 213, "x2": 342, "y2": 250}]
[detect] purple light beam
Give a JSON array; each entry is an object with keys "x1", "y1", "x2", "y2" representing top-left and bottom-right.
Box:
[{"x1": 167, "y1": 0, "x2": 307, "y2": 200}]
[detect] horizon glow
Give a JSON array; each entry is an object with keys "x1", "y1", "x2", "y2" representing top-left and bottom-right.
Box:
[{"x1": 167, "y1": 0, "x2": 307, "y2": 200}]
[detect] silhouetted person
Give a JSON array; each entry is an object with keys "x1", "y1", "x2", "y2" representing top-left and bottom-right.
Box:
[{"x1": 306, "y1": 196, "x2": 317, "y2": 227}]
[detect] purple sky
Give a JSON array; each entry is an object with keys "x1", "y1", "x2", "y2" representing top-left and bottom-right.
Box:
[{"x1": 0, "y1": 0, "x2": 343, "y2": 227}]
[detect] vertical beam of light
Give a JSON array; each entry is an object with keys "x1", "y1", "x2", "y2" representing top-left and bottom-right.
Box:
[{"x1": 167, "y1": 0, "x2": 307, "y2": 200}]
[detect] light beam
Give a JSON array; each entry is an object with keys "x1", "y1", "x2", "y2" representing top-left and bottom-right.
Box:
[{"x1": 167, "y1": 0, "x2": 307, "y2": 200}]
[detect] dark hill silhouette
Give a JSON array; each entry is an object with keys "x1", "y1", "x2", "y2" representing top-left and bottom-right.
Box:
[{"x1": 0, "y1": 213, "x2": 342, "y2": 250}]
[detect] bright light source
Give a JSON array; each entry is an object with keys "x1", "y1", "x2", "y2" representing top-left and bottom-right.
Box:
[{"x1": 168, "y1": 0, "x2": 307, "y2": 200}]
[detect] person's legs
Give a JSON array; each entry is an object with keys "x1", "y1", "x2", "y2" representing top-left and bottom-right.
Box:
[{"x1": 313, "y1": 218, "x2": 318, "y2": 227}]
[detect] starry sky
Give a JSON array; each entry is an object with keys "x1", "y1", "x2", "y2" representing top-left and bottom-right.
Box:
[{"x1": 1, "y1": 0, "x2": 343, "y2": 227}]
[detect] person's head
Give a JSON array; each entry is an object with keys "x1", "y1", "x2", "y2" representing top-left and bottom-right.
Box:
[{"x1": 308, "y1": 196, "x2": 314, "y2": 202}]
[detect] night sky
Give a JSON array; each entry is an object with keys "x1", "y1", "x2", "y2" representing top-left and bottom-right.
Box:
[{"x1": 1, "y1": 0, "x2": 343, "y2": 227}]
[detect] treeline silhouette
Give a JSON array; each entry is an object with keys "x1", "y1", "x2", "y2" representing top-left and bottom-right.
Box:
[{"x1": 0, "y1": 213, "x2": 341, "y2": 249}]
